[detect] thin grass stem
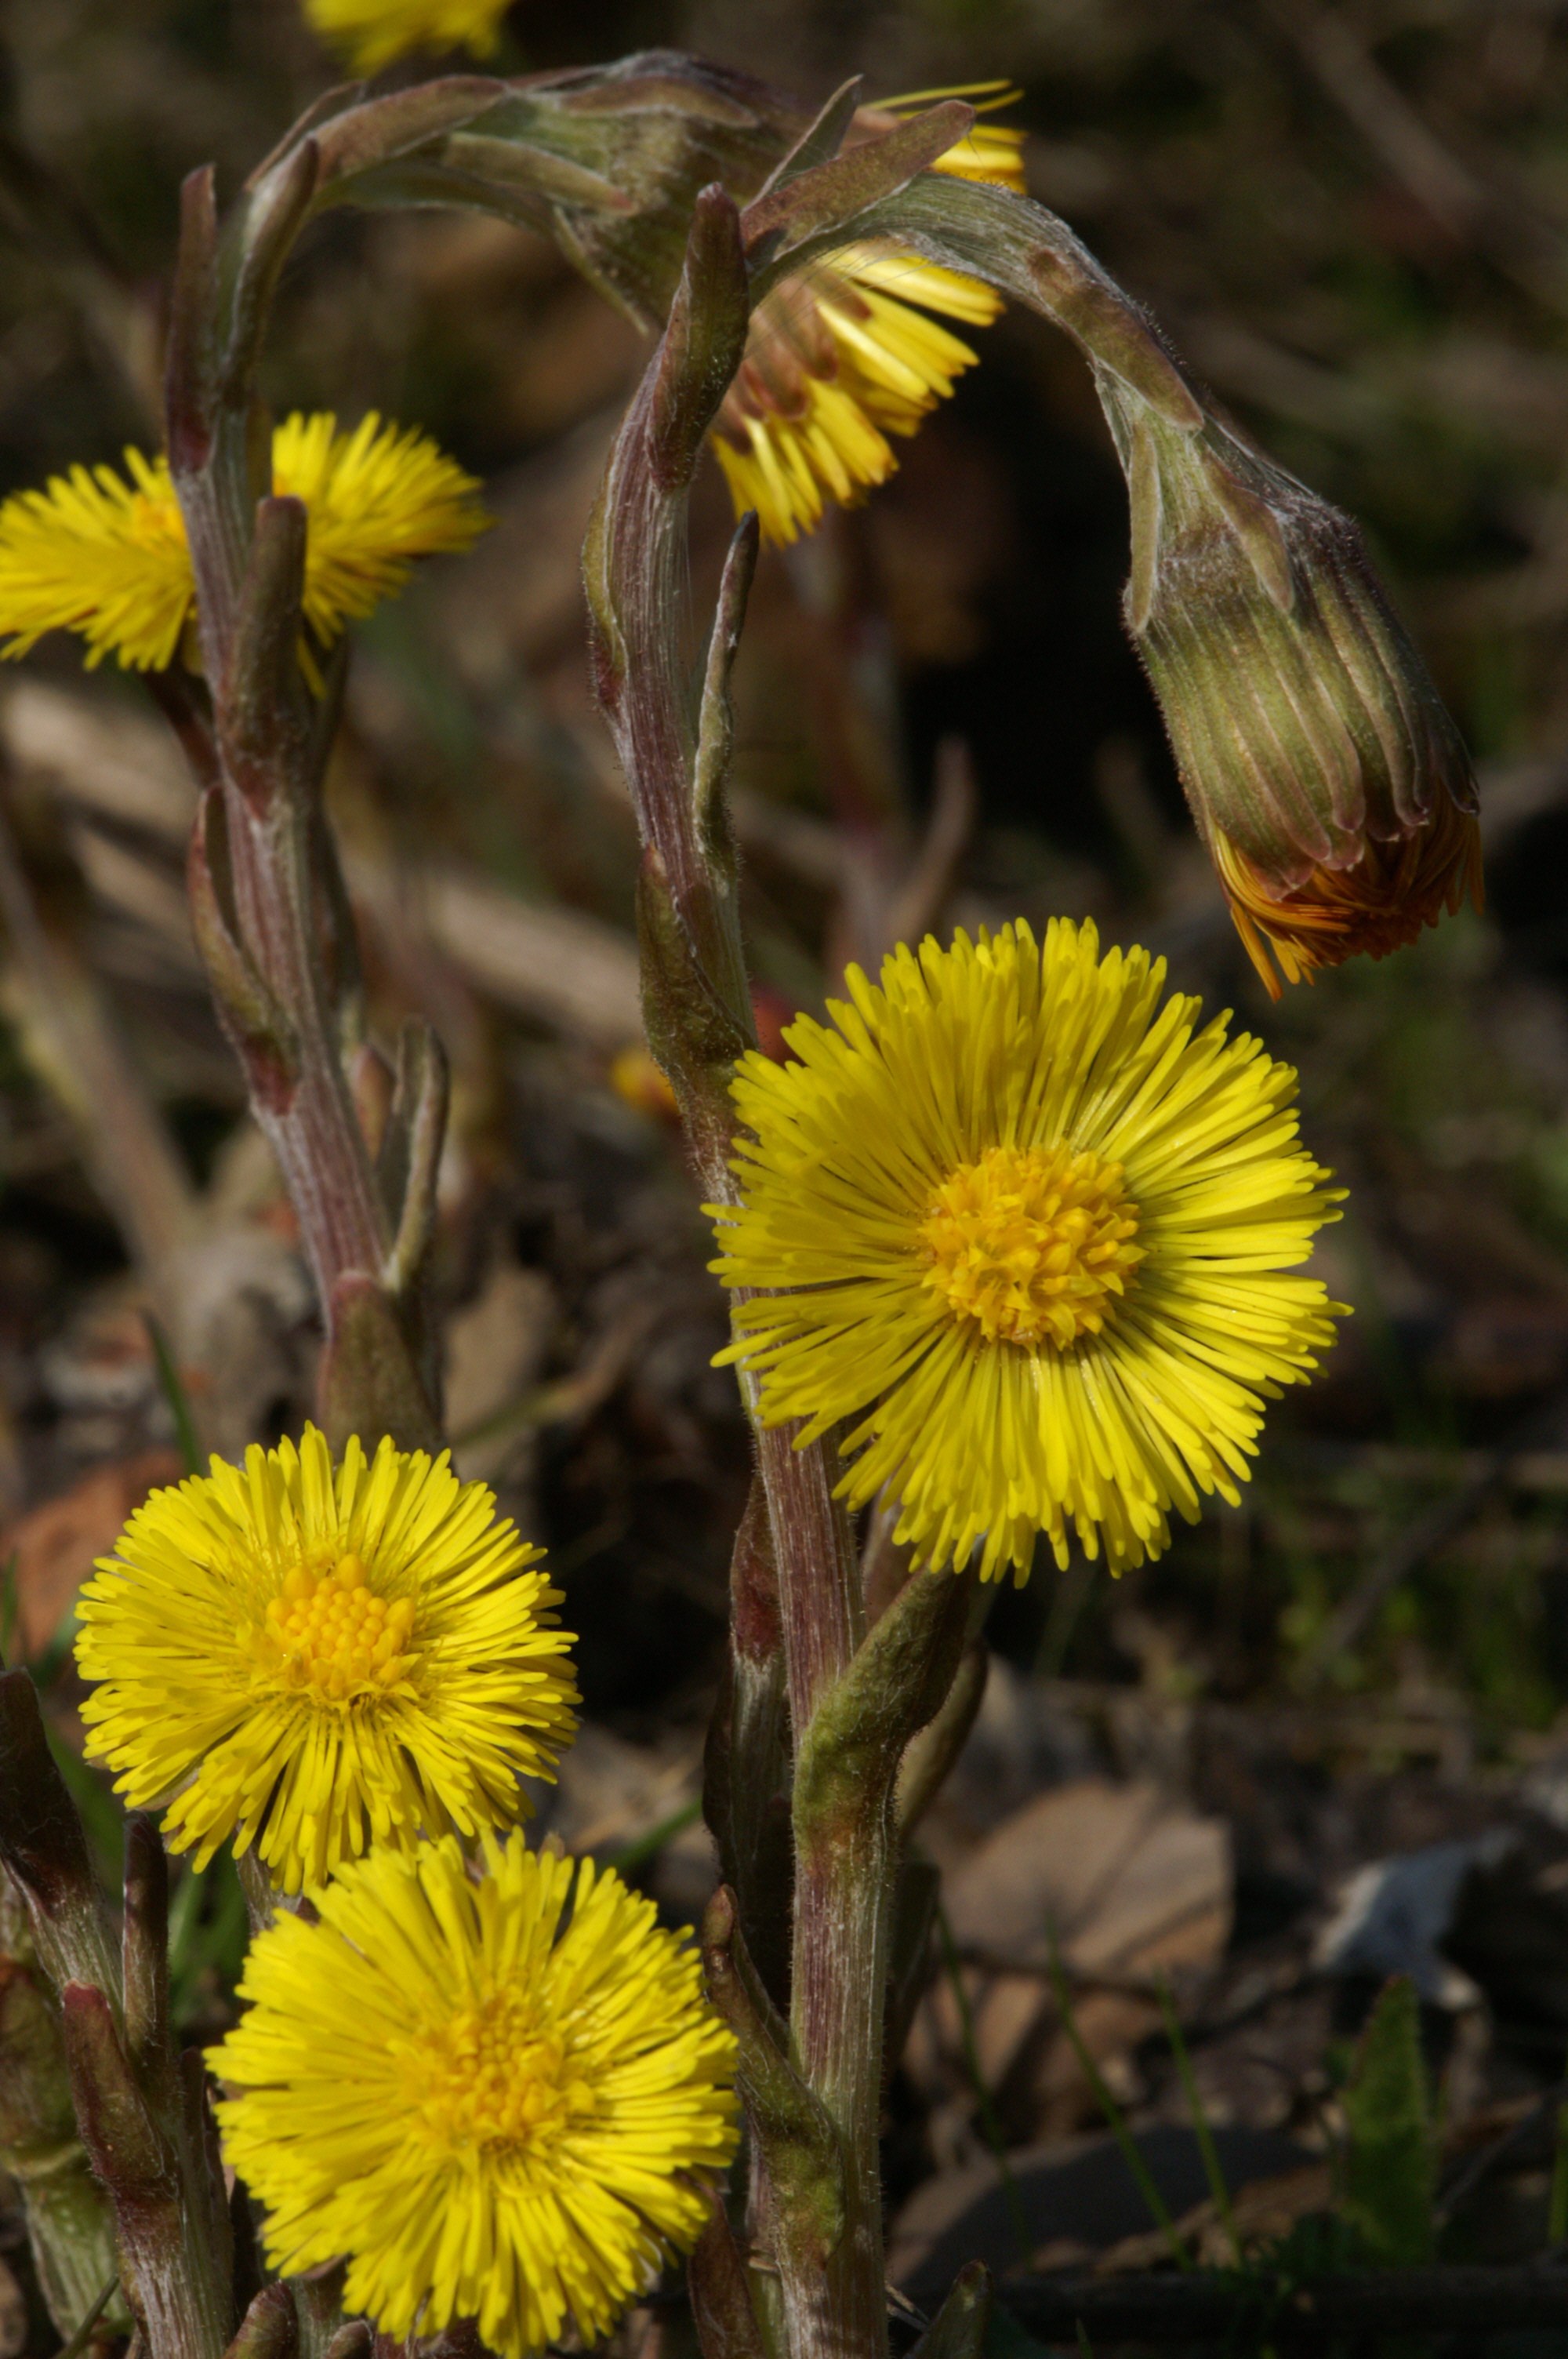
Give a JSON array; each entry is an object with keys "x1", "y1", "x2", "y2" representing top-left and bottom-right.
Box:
[{"x1": 1047, "y1": 1937, "x2": 1191, "y2": 2274}]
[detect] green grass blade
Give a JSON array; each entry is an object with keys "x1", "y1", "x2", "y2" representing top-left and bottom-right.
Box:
[
  {"x1": 1048, "y1": 1937, "x2": 1191, "y2": 2273},
  {"x1": 1156, "y1": 1972, "x2": 1239, "y2": 2265},
  {"x1": 144, "y1": 1312, "x2": 202, "y2": 1475},
  {"x1": 936, "y1": 1899, "x2": 1032, "y2": 2267},
  {"x1": 604, "y1": 1797, "x2": 702, "y2": 1875}
]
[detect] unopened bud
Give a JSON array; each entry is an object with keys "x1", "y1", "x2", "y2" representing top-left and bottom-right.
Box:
[{"x1": 1117, "y1": 406, "x2": 1480, "y2": 997}]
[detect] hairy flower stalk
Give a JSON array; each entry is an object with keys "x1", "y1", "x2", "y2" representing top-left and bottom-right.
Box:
[
  {"x1": 155, "y1": 95, "x2": 513, "y2": 1452},
  {"x1": 0, "y1": 1677, "x2": 235, "y2": 2359},
  {"x1": 754, "y1": 162, "x2": 1479, "y2": 989},
  {"x1": 0, "y1": 1892, "x2": 125, "y2": 2350},
  {"x1": 583, "y1": 105, "x2": 996, "y2": 2359}
]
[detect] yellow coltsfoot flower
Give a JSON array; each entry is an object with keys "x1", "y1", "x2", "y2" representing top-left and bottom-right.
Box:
[
  {"x1": 711, "y1": 88, "x2": 1026, "y2": 546},
  {"x1": 0, "y1": 411, "x2": 486, "y2": 675},
  {"x1": 710, "y1": 919, "x2": 1346, "y2": 1582},
  {"x1": 303, "y1": 0, "x2": 513, "y2": 75},
  {"x1": 213, "y1": 1833, "x2": 738, "y2": 2359},
  {"x1": 75, "y1": 1427, "x2": 578, "y2": 1895}
]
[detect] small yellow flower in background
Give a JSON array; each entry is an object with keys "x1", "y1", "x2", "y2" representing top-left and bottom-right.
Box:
[
  {"x1": 303, "y1": 0, "x2": 513, "y2": 75},
  {"x1": 0, "y1": 412, "x2": 486, "y2": 675},
  {"x1": 272, "y1": 412, "x2": 488, "y2": 649},
  {"x1": 710, "y1": 919, "x2": 1345, "y2": 1582},
  {"x1": 75, "y1": 1427, "x2": 577, "y2": 1896},
  {"x1": 711, "y1": 87, "x2": 1027, "y2": 546},
  {"x1": 213, "y1": 1833, "x2": 738, "y2": 2359}
]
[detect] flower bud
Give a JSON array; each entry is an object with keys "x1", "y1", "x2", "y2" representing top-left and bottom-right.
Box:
[{"x1": 1115, "y1": 405, "x2": 1480, "y2": 996}]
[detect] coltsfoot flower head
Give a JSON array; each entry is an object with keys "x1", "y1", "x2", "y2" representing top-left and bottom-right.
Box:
[
  {"x1": 0, "y1": 412, "x2": 486, "y2": 675},
  {"x1": 74, "y1": 1427, "x2": 577, "y2": 1895},
  {"x1": 710, "y1": 919, "x2": 1345, "y2": 1581},
  {"x1": 452, "y1": 63, "x2": 1022, "y2": 544},
  {"x1": 303, "y1": 0, "x2": 513, "y2": 75},
  {"x1": 1113, "y1": 402, "x2": 1480, "y2": 998},
  {"x1": 212, "y1": 1833, "x2": 738, "y2": 2359},
  {"x1": 710, "y1": 88, "x2": 1026, "y2": 546}
]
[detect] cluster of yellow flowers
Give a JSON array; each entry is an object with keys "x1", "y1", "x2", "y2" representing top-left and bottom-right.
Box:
[
  {"x1": 72, "y1": 922, "x2": 1346, "y2": 2354},
  {"x1": 24, "y1": 20, "x2": 1453, "y2": 2351},
  {"x1": 76, "y1": 1431, "x2": 736, "y2": 2359}
]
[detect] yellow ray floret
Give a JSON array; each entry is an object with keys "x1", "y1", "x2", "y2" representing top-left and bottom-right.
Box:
[
  {"x1": 302, "y1": 0, "x2": 513, "y2": 75},
  {"x1": 74, "y1": 1427, "x2": 578, "y2": 1896},
  {"x1": 0, "y1": 412, "x2": 487, "y2": 674},
  {"x1": 869, "y1": 82, "x2": 1029, "y2": 194},
  {"x1": 1211, "y1": 796, "x2": 1484, "y2": 1000},
  {"x1": 710, "y1": 919, "x2": 1346, "y2": 1583},
  {"x1": 711, "y1": 91, "x2": 1026, "y2": 547},
  {"x1": 213, "y1": 1832, "x2": 739, "y2": 2359}
]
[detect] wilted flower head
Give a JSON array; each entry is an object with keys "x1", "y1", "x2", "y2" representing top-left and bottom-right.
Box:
[
  {"x1": 0, "y1": 413, "x2": 486, "y2": 676},
  {"x1": 303, "y1": 0, "x2": 513, "y2": 74},
  {"x1": 1114, "y1": 403, "x2": 1481, "y2": 997},
  {"x1": 474, "y1": 59, "x2": 1023, "y2": 544},
  {"x1": 711, "y1": 88, "x2": 1026, "y2": 544},
  {"x1": 214, "y1": 1832, "x2": 737, "y2": 2359},
  {"x1": 75, "y1": 1427, "x2": 577, "y2": 1894},
  {"x1": 710, "y1": 919, "x2": 1344, "y2": 1582}
]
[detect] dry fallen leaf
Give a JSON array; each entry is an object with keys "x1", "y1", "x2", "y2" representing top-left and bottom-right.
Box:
[
  {"x1": 2, "y1": 1446, "x2": 183, "y2": 1659},
  {"x1": 910, "y1": 1778, "x2": 1232, "y2": 2132}
]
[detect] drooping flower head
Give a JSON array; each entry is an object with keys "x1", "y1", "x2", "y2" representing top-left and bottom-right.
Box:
[
  {"x1": 1108, "y1": 394, "x2": 1481, "y2": 998},
  {"x1": 710, "y1": 920, "x2": 1345, "y2": 1581},
  {"x1": 710, "y1": 87, "x2": 1027, "y2": 545},
  {"x1": 303, "y1": 0, "x2": 513, "y2": 75},
  {"x1": 0, "y1": 412, "x2": 487, "y2": 676},
  {"x1": 75, "y1": 1427, "x2": 577, "y2": 1895},
  {"x1": 213, "y1": 1833, "x2": 738, "y2": 2359}
]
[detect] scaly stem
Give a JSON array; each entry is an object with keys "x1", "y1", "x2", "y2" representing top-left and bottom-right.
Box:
[
  {"x1": 159, "y1": 163, "x2": 445, "y2": 1448},
  {"x1": 213, "y1": 767, "x2": 388, "y2": 1308},
  {"x1": 585, "y1": 147, "x2": 991, "y2": 2357},
  {"x1": 784, "y1": 1805, "x2": 887, "y2": 2359},
  {"x1": 586, "y1": 185, "x2": 895, "y2": 2359}
]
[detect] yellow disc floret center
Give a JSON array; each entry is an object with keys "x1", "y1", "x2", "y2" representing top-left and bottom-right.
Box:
[
  {"x1": 918, "y1": 1142, "x2": 1144, "y2": 1347},
  {"x1": 407, "y1": 1989, "x2": 598, "y2": 2157},
  {"x1": 245, "y1": 1553, "x2": 417, "y2": 1707}
]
